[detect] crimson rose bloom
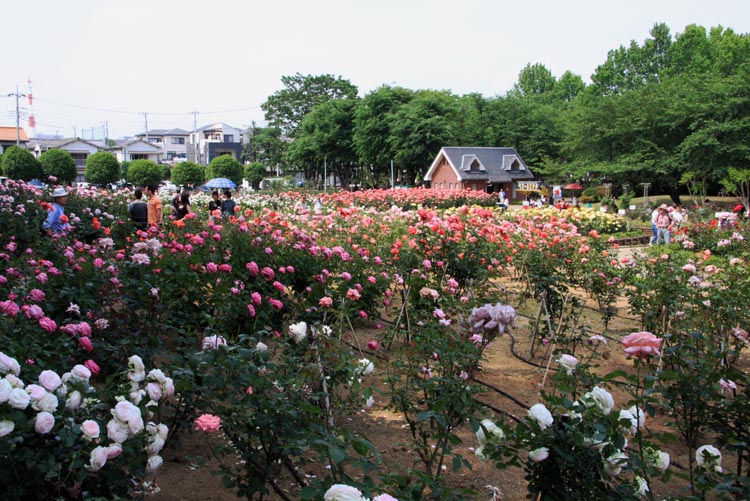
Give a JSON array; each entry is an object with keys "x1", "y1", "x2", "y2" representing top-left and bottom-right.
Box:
[{"x1": 622, "y1": 331, "x2": 662, "y2": 358}]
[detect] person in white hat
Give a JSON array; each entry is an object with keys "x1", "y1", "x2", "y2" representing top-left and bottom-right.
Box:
[
  {"x1": 654, "y1": 204, "x2": 673, "y2": 245},
  {"x1": 42, "y1": 186, "x2": 70, "y2": 235}
]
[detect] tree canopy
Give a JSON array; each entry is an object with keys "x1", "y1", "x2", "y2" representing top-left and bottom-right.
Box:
[
  {"x1": 84, "y1": 152, "x2": 120, "y2": 186},
  {"x1": 40, "y1": 149, "x2": 77, "y2": 185},
  {"x1": 171, "y1": 162, "x2": 205, "y2": 188},
  {"x1": 126, "y1": 159, "x2": 163, "y2": 188},
  {"x1": 206, "y1": 155, "x2": 243, "y2": 186},
  {"x1": 1, "y1": 146, "x2": 43, "y2": 181}
]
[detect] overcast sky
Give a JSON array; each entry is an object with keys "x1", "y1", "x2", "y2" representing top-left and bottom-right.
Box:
[{"x1": 2, "y1": 0, "x2": 748, "y2": 139}]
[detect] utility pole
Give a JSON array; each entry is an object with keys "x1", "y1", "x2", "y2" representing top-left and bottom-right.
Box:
[
  {"x1": 192, "y1": 111, "x2": 199, "y2": 164},
  {"x1": 142, "y1": 112, "x2": 149, "y2": 143},
  {"x1": 6, "y1": 86, "x2": 27, "y2": 146}
]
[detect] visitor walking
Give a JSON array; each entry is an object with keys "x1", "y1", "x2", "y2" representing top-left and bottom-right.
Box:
[
  {"x1": 649, "y1": 206, "x2": 659, "y2": 246},
  {"x1": 654, "y1": 204, "x2": 673, "y2": 245},
  {"x1": 127, "y1": 189, "x2": 148, "y2": 231},
  {"x1": 174, "y1": 192, "x2": 191, "y2": 220},
  {"x1": 144, "y1": 184, "x2": 163, "y2": 228},
  {"x1": 42, "y1": 187, "x2": 70, "y2": 235}
]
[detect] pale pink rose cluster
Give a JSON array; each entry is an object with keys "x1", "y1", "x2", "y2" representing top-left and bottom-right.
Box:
[
  {"x1": 324, "y1": 483, "x2": 399, "y2": 500},
  {"x1": 202, "y1": 335, "x2": 228, "y2": 351},
  {"x1": 468, "y1": 303, "x2": 516, "y2": 336},
  {"x1": 194, "y1": 413, "x2": 222, "y2": 432},
  {"x1": 621, "y1": 331, "x2": 662, "y2": 359}
]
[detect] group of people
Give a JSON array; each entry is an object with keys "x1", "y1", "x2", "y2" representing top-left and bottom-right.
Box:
[
  {"x1": 41, "y1": 184, "x2": 242, "y2": 237},
  {"x1": 649, "y1": 203, "x2": 683, "y2": 245}
]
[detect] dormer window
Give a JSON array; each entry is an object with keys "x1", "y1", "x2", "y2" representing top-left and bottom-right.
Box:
[
  {"x1": 510, "y1": 159, "x2": 520, "y2": 171},
  {"x1": 469, "y1": 159, "x2": 481, "y2": 171}
]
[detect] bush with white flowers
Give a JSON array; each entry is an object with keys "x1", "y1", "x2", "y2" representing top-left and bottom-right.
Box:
[{"x1": 0, "y1": 352, "x2": 172, "y2": 500}]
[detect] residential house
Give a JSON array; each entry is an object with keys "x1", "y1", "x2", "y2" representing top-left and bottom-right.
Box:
[
  {"x1": 108, "y1": 139, "x2": 162, "y2": 164},
  {"x1": 134, "y1": 128, "x2": 190, "y2": 162},
  {"x1": 0, "y1": 126, "x2": 29, "y2": 154},
  {"x1": 31, "y1": 138, "x2": 104, "y2": 183},
  {"x1": 423, "y1": 147, "x2": 536, "y2": 201},
  {"x1": 189, "y1": 123, "x2": 243, "y2": 165}
]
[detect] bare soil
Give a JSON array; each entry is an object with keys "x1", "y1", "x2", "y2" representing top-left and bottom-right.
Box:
[{"x1": 151, "y1": 245, "x2": 702, "y2": 500}]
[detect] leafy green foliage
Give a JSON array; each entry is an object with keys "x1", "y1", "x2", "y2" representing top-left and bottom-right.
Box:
[
  {"x1": 40, "y1": 149, "x2": 77, "y2": 184},
  {"x1": 126, "y1": 159, "x2": 163, "y2": 188},
  {"x1": 243, "y1": 162, "x2": 266, "y2": 190},
  {"x1": 84, "y1": 152, "x2": 119, "y2": 186},
  {"x1": 170, "y1": 161, "x2": 204, "y2": 187},
  {"x1": 206, "y1": 155, "x2": 243, "y2": 186},
  {"x1": 1, "y1": 145, "x2": 43, "y2": 181}
]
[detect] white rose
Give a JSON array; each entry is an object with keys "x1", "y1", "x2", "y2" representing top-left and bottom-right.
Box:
[
  {"x1": 650, "y1": 449, "x2": 670, "y2": 473},
  {"x1": 81, "y1": 419, "x2": 100, "y2": 439},
  {"x1": 0, "y1": 352, "x2": 20, "y2": 376},
  {"x1": 604, "y1": 451, "x2": 628, "y2": 476},
  {"x1": 696, "y1": 445, "x2": 722, "y2": 472},
  {"x1": 162, "y1": 378, "x2": 175, "y2": 399},
  {"x1": 26, "y1": 384, "x2": 46, "y2": 400},
  {"x1": 114, "y1": 400, "x2": 141, "y2": 423},
  {"x1": 146, "y1": 455, "x2": 163, "y2": 473},
  {"x1": 128, "y1": 416, "x2": 144, "y2": 436},
  {"x1": 34, "y1": 411, "x2": 55, "y2": 434},
  {"x1": 128, "y1": 355, "x2": 146, "y2": 382},
  {"x1": 0, "y1": 379, "x2": 12, "y2": 403},
  {"x1": 107, "y1": 418, "x2": 130, "y2": 443},
  {"x1": 147, "y1": 368, "x2": 166, "y2": 384},
  {"x1": 147, "y1": 435, "x2": 166, "y2": 456},
  {"x1": 256, "y1": 342, "x2": 268, "y2": 352},
  {"x1": 324, "y1": 484, "x2": 364, "y2": 501},
  {"x1": 88, "y1": 446, "x2": 108, "y2": 471},
  {"x1": 635, "y1": 476, "x2": 649, "y2": 498},
  {"x1": 474, "y1": 445, "x2": 487, "y2": 461},
  {"x1": 528, "y1": 447, "x2": 550, "y2": 462},
  {"x1": 8, "y1": 387, "x2": 30, "y2": 409},
  {"x1": 129, "y1": 388, "x2": 146, "y2": 406},
  {"x1": 156, "y1": 423, "x2": 169, "y2": 440},
  {"x1": 35, "y1": 392, "x2": 59, "y2": 413},
  {"x1": 106, "y1": 443, "x2": 123, "y2": 459},
  {"x1": 5, "y1": 374, "x2": 24, "y2": 388},
  {"x1": 628, "y1": 406, "x2": 646, "y2": 429},
  {"x1": 476, "y1": 419, "x2": 503, "y2": 445},
  {"x1": 528, "y1": 403, "x2": 554, "y2": 430},
  {"x1": 70, "y1": 365, "x2": 91, "y2": 383},
  {"x1": 357, "y1": 358, "x2": 374, "y2": 376},
  {"x1": 584, "y1": 386, "x2": 615, "y2": 415},
  {"x1": 0, "y1": 420, "x2": 15, "y2": 437},
  {"x1": 618, "y1": 409, "x2": 637, "y2": 435},
  {"x1": 66, "y1": 390, "x2": 82, "y2": 411},
  {"x1": 146, "y1": 382, "x2": 162, "y2": 402},
  {"x1": 38, "y1": 370, "x2": 62, "y2": 391},
  {"x1": 557, "y1": 354, "x2": 578, "y2": 375},
  {"x1": 289, "y1": 321, "x2": 307, "y2": 343}
]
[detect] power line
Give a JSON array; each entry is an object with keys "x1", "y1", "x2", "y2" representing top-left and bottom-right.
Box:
[{"x1": 32, "y1": 97, "x2": 262, "y2": 116}]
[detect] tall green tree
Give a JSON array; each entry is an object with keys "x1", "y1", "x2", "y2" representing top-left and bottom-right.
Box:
[
  {"x1": 262, "y1": 73, "x2": 358, "y2": 136},
  {"x1": 126, "y1": 159, "x2": 163, "y2": 188},
  {"x1": 84, "y1": 152, "x2": 120, "y2": 186},
  {"x1": 1, "y1": 146, "x2": 43, "y2": 181},
  {"x1": 39, "y1": 149, "x2": 77, "y2": 185},
  {"x1": 353, "y1": 86, "x2": 415, "y2": 182},
  {"x1": 511, "y1": 63, "x2": 557, "y2": 97},
  {"x1": 206, "y1": 155, "x2": 243, "y2": 186},
  {"x1": 387, "y1": 90, "x2": 460, "y2": 185},
  {"x1": 171, "y1": 161, "x2": 205, "y2": 187},
  {"x1": 244, "y1": 162, "x2": 267, "y2": 190},
  {"x1": 242, "y1": 127, "x2": 286, "y2": 173}
]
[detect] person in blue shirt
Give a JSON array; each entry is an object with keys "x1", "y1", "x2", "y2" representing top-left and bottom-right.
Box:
[
  {"x1": 221, "y1": 190, "x2": 236, "y2": 217},
  {"x1": 42, "y1": 187, "x2": 70, "y2": 235}
]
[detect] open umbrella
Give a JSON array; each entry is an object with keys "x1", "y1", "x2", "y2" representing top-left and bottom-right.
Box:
[
  {"x1": 563, "y1": 183, "x2": 584, "y2": 191},
  {"x1": 205, "y1": 178, "x2": 237, "y2": 189}
]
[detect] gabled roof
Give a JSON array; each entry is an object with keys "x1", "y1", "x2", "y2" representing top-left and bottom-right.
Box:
[
  {"x1": 0, "y1": 127, "x2": 29, "y2": 142},
  {"x1": 108, "y1": 139, "x2": 162, "y2": 152},
  {"x1": 135, "y1": 128, "x2": 190, "y2": 137},
  {"x1": 424, "y1": 147, "x2": 535, "y2": 183},
  {"x1": 193, "y1": 123, "x2": 239, "y2": 132},
  {"x1": 32, "y1": 137, "x2": 103, "y2": 152}
]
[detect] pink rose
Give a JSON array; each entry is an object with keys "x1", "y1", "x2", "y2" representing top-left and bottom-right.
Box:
[
  {"x1": 367, "y1": 340, "x2": 379, "y2": 350},
  {"x1": 250, "y1": 292, "x2": 262, "y2": 305},
  {"x1": 77, "y1": 322, "x2": 92, "y2": 337},
  {"x1": 346, "y1": 288, "x2": 361, "y2": 301},
  {"x1": 84, "y1": 359, "x2": 100, "y2": 375},
  {"x1": 194, "y1": 413, "x2": 221, "y2": 432},
  {"x1": 106, "y1": 443, "x2": 123, "y2": 459},
  {"x1": 81, "y1": 419, "x2": 100, "y2": 439},
  {"x1": 26, "y1": 384, "x2": 46, "y2": 400},
  {"x1": 622, "y1": 331, "x2": 662, "y2": 358},
  {"x1": 28, "y1": 289, "x2": 45, "y2": 302},
  {"x1": 39, "y1": 316, "x2": 57, "y2": 333},
  {"x1": 0, "y1": 300, "x2": 20, "y2": 317},
  {"x1": 34, "y1": 411, "x2": 55, "y2": 434},
  {"x1": 319, "y1": 296, "x2": 333, "y2": 307},
  {"x1": 89, "y1": 446, "x2": 108, "y2": 471},
  {"x1": 25, "y1": 304, "x2": 44, "y2": 319},
  {"x1": 79, "y1": 336, "x2": 94, "y2": 352}
]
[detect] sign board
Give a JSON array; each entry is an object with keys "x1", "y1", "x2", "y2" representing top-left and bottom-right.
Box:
[
  {"x1": 629, "y1": 205, "x2": 636, "y2": 210},
  {"x1": 552, "y1": 185, "x2": 562, "y2": 199},
  {"x1": 618, "y1": 209, "x2": 626, "y2": 215},
  {"x1": 517, "y1": 181, "x2": 542, "y2": 192}
]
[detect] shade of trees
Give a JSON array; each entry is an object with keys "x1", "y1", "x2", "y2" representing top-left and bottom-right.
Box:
[{"x1": 262, "y1": 22, "x2": 749, "y2": 195}]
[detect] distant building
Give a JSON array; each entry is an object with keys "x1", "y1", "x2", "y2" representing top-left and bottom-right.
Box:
[
  {"x1": 134, "y1": 128, "x2": 190, "y2": 162},
  {"x1": 423, "y1": 147, "x2": 536, "y2": 201},
  {"x1": 31, "y1": 138, "x2": 104, "y2": 182},
  {"x1": 0, "y1": 126, "x2": 29, "y2": 154},
  {"x1": 189, "y1": 123, "x2": 243, "y2": 165},
  {"x1": 108, "y1": 139, "x2": 162, "y2": 164}
]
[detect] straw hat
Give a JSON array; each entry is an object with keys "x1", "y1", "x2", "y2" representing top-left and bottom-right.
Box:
[{"x1": 658, "y1": 204, "x2": 669, "y2": 211}]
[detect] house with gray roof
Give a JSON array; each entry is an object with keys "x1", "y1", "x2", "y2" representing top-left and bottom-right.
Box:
[
  {"x1": 188, "y1": 123, "x2": 243, "y2": 165},
  {"x1": 423, "y1": 147, "x2": 536, "y2": 200},
  {"x1": 134, "y1": 128, "x2": 190, "y2": 162}
]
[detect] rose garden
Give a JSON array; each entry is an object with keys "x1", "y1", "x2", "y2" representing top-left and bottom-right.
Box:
[{"x1": 1, "y1": 179, "x2": 749, "y2": 500}]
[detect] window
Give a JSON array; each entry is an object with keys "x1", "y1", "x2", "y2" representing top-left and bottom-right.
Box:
[
  {"x1": 131, "y1": 154, "x2": 148, "y2": 160},
  {"x1": 171, "y1": 137, "x2": 185, "y2": 144},
  {"x1": 71, "y1": 153, "x2": 87, "y2": 167},
  {"x1": 224, "y1": 135, "x2": 234, "y2": 143},
  {"x1": 469, "y1": 159, "x2": 481, "y2": 171},
  {"x1": 510, "y1": 159, "x2": 520, "y2": 171}
]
